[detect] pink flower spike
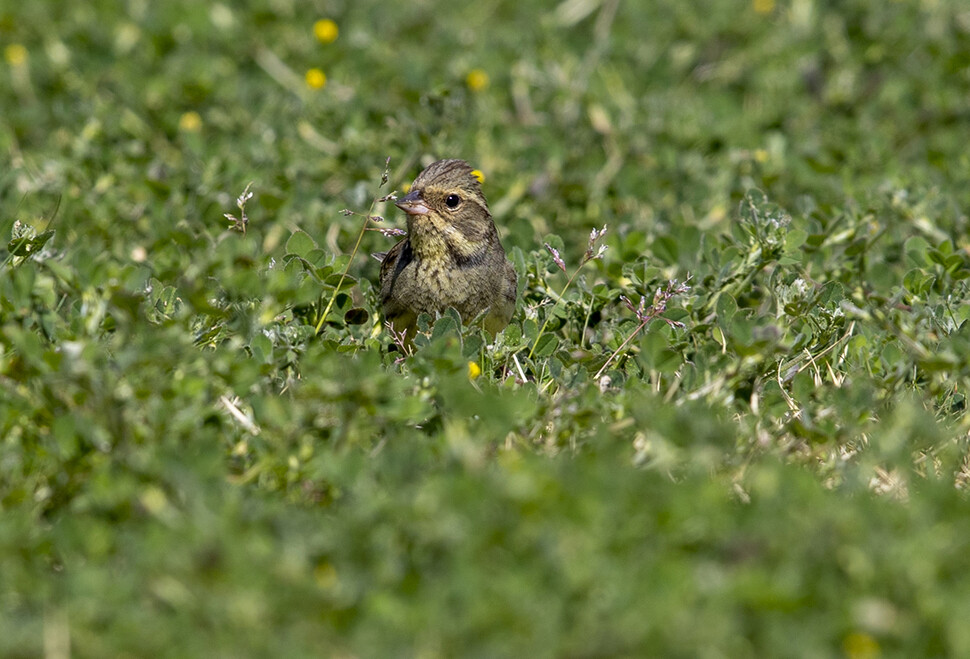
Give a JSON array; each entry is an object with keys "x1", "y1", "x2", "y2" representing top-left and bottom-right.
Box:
[{"x1": 544, "y1": 243, "x2": 567, "y2": 272}]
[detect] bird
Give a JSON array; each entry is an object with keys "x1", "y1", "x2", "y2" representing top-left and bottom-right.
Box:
[{"x1": 378, "y1": 159, "x2": 517, "y2": 344}]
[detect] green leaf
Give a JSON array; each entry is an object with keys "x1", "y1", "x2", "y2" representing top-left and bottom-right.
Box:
[
  {"x1": 919, "y1": 353, "x2": 959, "y2": 372},
  {"x1": 250, "y1": 333, "x2": 273, "y2": 363},
  {"x1": 502, "y1": 322, "x2": 523, "y2": 347},
  {"x1": 903, "y1": 269, "x2": 933, "y2": 296},
  {"x1": 784, "y1": 228, "x2": 808, "y2": 252},
  {"x1": 716, "y1": 293, "x2": 738, "y2": 326},
  {"x1": 522, "y1": 318, "x2": 539, "y2": 342},
  {"x1": 431, "y1": 314, "x2": 460, "y2": 342},
  {"x1": 323, "y1": 273, "x2": 357, "y2": 291},
  {"x1": 904, "y1": 236, "x2": 931, "y2": 267},
  {"x1": 285, "y1": 230, "x2": 317, "y2": 258},
  {"x1": 8, "y1": 229, "x2": 55, "y2": 257},
  {"x1": 817, "y1": 281, "x2": 845, "y2": 306},
  {"x1": 532, "y1": 333, "x2": 559, "y2": 357},
  {"x1": 640, "y1": 328, "x2": 680, "y2": 373},
  {"x1": 344, "y1": 308, "x2": 369, "y2": 325}
]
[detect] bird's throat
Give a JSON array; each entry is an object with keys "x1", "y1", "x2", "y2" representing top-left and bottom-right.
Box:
[
  {"x1": 406, "y1": 216, "x2": 448, "y2": 260},
  {"x1": 407, "y1": 216, "x2": 484, "y2": 265}
]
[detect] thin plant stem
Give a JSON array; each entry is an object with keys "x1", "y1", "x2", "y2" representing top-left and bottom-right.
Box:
[
  {"x1": 593, "y1": 280, "x2": 690, "y2": 381},
  {"x1": 581, "y1": 293, "x2": 595, "y2": 350},
  {"x1": 527, "y1": 267, "x2": 582, "y2": 360},
  {"x1": 593, "y1": 318, "x2": 647, "y2": 380},
  {"x1": 527, "y1": 226, "x2": 608, "y2": 362},
  {"x1": 314, "y1": 216, "x2": 369, "y2": 335},
  {"x1": 314, "y1": 157, "x2": 394, "y2": 336}
]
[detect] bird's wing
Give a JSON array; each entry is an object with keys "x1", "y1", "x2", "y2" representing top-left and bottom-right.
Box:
[{"x1": 378, "y1": 240, "x2": 407, "y2": 295}]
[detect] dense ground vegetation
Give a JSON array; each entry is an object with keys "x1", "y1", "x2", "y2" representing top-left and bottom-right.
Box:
[{"x1": 3, "y1": 0, "x2": 970, "y2": 655}]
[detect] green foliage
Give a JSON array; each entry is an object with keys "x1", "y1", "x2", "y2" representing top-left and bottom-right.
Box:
[{"x1": 3, "y1": 0, "x2": 970, "y2": 656}]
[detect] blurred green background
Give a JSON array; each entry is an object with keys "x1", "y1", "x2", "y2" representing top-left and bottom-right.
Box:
[{"x1": 3, "y1": 0, "x2": 970, "y2": 656}]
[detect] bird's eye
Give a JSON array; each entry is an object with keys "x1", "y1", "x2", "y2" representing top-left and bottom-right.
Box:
[{"x1": 445, "y1": 194, "x2": 461, "y2": 209}]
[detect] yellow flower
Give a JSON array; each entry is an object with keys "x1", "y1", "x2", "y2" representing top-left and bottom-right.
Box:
[
  {"x1": 471, "y1": 169, "x2": 485, "y2": 184},
  {"x1": 305, "y1": 68, "x2": 327, "y2": 90},
  {"x1": 753, "y1": 0, "x2": 775, "y2": 13},
  {"x1": 139, "y1": 486, "x2": 169, "y2": 516},
  {"x1": 314, "y1": 562, "x2": 338, "y2": 589},
  {"x1": 753, "y1": 148, "x2": 769, "y2": 163},
  {"x1": 314, "y1": 19, "x2": 339, "y2": 44},
  {"x1": 843, "y1": 632, "x2": 879, "y2": 659},
  {"x1": 4, "y1": 43, "x2": 28, "y2": 66},
  {"x1": 178, "y1": 111, "x2": 202, "y2": 132},
  {"x1": 466, "y1": 69, "x2": 489, "y2": 92},
  {"x1": 467, "y1": 361, "x2": 482, "y2": 379}
]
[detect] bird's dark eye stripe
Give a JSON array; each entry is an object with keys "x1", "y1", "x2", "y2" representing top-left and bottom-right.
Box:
[{"x1": 445, "y1": 194, "x2": 461, "y2": 208}]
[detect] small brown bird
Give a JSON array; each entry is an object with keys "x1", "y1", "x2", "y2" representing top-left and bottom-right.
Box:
[{"x1": 379, "y1": 159, "x2": 517, "y2": 342}]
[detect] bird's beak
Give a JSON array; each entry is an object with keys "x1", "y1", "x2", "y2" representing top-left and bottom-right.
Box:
[{"x1": 395, "y1": 188, "x2": 431, "y2": 216}]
